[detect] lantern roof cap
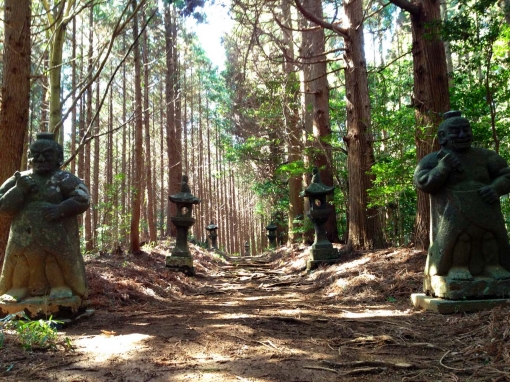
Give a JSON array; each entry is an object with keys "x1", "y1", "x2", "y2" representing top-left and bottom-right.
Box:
[{"x1": 300, "y1": 167, "x2": 334, "y2": 197}]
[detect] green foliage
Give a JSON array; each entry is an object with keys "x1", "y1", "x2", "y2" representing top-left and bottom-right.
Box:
[
  {"x1": 445, "y1": 0, "x2": 510, "y2": 155},
  {"x1": 95, "y1": 173, "x2": 131, "y2": 252},
  {"x1": 366, "y1": 52, "x2": 417, "y2": 246},
  {"x1": 0, "y1": 312, "x2": 67, "y2": 351}
]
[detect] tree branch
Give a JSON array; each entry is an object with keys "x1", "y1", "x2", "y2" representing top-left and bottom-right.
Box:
[
  {"x1": 387, "y1": 0, "x2": 420, "y2": 16},
  {"x1": 294, "y1": 0, "x2": 349, "y2": 38}
]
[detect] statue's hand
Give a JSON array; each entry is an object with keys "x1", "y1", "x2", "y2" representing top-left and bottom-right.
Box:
[
  {"x1": 14, "y1": 171, "x2": 38, "y2": 194},
  {"x1": 42, "y1": 204, "x2": 63, "y2": 222},
  {"x1": 479, "y1": 186, "x2": 499, "y2": 204},
  {"x1": 438, "y1": 151, "x2": 463, "y2": 173}
]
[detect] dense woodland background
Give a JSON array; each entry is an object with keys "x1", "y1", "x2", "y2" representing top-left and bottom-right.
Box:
[{"x1": 0, "y1": 0, "x2": 509, "y2": 261}]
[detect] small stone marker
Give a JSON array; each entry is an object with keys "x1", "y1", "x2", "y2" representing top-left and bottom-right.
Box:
[
  {"x1": 166, "y1": 175, "x2": 200, "y2": 276},
  {"x1": 412, "y1": 111, "x2": 510, "y2": 313}
]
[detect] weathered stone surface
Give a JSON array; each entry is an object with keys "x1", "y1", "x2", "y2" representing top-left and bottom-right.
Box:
[
  {"x1": 307, "y1": 258, "x2": 342, "y2": 271},
  {"x1": 301, "y1": 167, "x2": 339, "y2": 269},
  {"x1": 266, "y1": 222, "x2": 277, "y2": 248},
  {"x1": 414, "y1": 111, "x2": 510, "y2": 300},
  {"x1": 166, "y1": 175, "x2": 199, "y2": 275},
  {"x1": 411, "y1": 293, "x2": 510, "y2": 314},
  {"x1": 0, "y1": 296, "x2": 84, "y2": 319},
  {"x1": 165, "y1": 256, "x2": 195, "y2": 276},
  {"x1": 0, "y1": 132, "x2": 90, "y2": 319},
  {"x1": 424, "y1": 275, "x2": 510, "y2": 300}
]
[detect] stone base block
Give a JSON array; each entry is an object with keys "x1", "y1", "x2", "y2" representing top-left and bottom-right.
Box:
[
  {"x1": 0, "y1": 295, "x2": 85, "y2": 320},
  {"x1": 307, "y1": 258, "x2": 342, "y2": 271},
  {"x1": 166, "y1": 255, "x2": 195, "y2": 276},
  {"x1": 424, "y1": 275, "x2": 510, "y2": 300},
  {"x1": 310, "y1": 246, "x2": 339, "y2": 261},
  {"x1": 411, "y1": 293, "x2": 510, "y2": 314}
]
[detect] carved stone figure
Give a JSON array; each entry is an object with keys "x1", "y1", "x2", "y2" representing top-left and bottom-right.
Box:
[
  {"x1": 414, "y1": 111, "x2": 510, "y2": 299},
  {"x1": 0, "y1": 132, "x2": 90, "y2": 316}
]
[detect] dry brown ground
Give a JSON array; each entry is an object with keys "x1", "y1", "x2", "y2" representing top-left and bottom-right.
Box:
[{"x1": 1, "y1": 242, "x2": 509, "y2": 382}]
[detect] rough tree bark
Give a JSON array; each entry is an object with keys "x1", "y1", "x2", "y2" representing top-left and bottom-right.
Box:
[
  {"x1": 296, "y1": 0, "x2": 384, "y2": 249},
  {"x1": 281, "y1": 0, "x2": 304, "y2": 245},
  {"x1": 299, "y1": 0, "x2": 341, "y2": 244},
  {"x1": 389, "y1": 0, "x2": 450, "y2": 250},
  {"x1": 0, "y1": 0, "x2": 31, "y2": 265},
  {"x1": 129, "y1": 0, "x2": 144, "y2": 253}
]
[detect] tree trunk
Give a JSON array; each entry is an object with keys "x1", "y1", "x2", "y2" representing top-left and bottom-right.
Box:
[
  {"x1": 300, "y1": 0, "x2": 340, "y2": 243},
  {"x1": 390, "y1": 0, "x2": 450, "y2": 249},
  {"x1": 164, "y1": 6, "x2": 180, "y2": 237},
  {"x1": 84, "y1": 6, "x2": 94, "y2": 251},
  {"x1": 282, "y1": 0, "x2": 304, "y2": 245},
  {"x1": 142, "y1": 11, "x2": 157, "y2": 243},
  {"x1": 44, "y1": 0, "x2": 76, "y2": 139},
  {"x1": 0, "y1": 0, "x2": 31, "y2": 265},
  {"x1": 71, "y1": 15, "x2": 77, "y2": 174},
  {"x1": 92, "y1": 84, "x2": 100, "y2": 249},
  {"x1": 129, "y1": 0, "x2": 144, "y2": 253},
  {"x1": 343, "y1": 0, "x2": 384, "y2": 249}
]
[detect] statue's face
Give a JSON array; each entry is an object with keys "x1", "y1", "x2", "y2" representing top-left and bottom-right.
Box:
[
  {"x1": 443, "y1": 121, "x2": 473, "y2": 152},
  {"x1": 29, "y1": 140, "x2": 60, "y2": 174}
]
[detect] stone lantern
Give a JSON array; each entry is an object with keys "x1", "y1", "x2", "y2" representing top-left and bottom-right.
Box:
[
  {"x1": 206, "y1": 221, "x2": 218, "y2": 250},
  {"x1": 244, "y1": 241, "x2": 250, "y2": 257},
  {"x1": 167, "y1": 175, "x2": 200, "y2": 276},
  {"x1": 301, "y1": 167, "x2": 339, "y2": 270},
  {"x1": 266, "y1": 222, "x2": 278, "y2": 248}
]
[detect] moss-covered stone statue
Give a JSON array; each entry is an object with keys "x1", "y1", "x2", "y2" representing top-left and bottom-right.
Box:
[
  {"x1": 0, "y1": 132, "x2": 90, "y2": 318},
  {"x1": 413, "y1": 111, "x2": 510, "y2": 307}
]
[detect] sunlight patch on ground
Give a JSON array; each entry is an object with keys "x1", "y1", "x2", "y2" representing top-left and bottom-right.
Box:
[
  {"x1": 74, "y1": 333, "x2": 152, "y2": 362},
  {"x1": 340, "y1": 308, "x2": 413, "y2": 318}
]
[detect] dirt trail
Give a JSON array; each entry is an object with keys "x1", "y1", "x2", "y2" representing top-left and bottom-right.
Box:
[{"x1": 1, "y1": 247, "x2": 509, "y2": 381}]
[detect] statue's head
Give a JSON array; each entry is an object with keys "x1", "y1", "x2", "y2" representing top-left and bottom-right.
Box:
[
  {"x1": 28, "y1": 132, "x2": 64, "y2": 174},
  {"x1": 438, "y1": 111, "x2": 473, "y2": 152}
]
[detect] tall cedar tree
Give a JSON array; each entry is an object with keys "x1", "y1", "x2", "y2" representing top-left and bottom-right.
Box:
[
  {"x1": 299, "y1": 0, "x2": 341, "y2": 244},
  {"x1": 296, "y1": 0, "x2": 385, "y2": 249},
  {"x1": 0, "y1": 0, "x2": 31, "y2": 264},
  {"x1": 389, "y1": 0, "x2": 450, "y2": 249},
  {"x1": 281, "y1": 0, "x2": 304, "y2": 244},
  {"x1": 130, "y1": 0, "x2": 144, "y2": 253}
]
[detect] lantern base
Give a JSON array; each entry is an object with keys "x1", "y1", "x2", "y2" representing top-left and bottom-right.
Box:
[{"x1": 166, "y1": 255, "x2": 195, "y2": 276}]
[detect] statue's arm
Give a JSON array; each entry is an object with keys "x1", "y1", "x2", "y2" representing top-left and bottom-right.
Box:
[
  {"x1": 488, "y1": 154, "x2": 510, "y2": 196},
  {"x1": 42, "y1": 175, "x2": 90, "y2": 222},
  {"x1": 0, "y1": 175, "x2": 28, "y2": 216},
  {"x1": 414, "y1": 153, "x2": 452, "y2": 194}
]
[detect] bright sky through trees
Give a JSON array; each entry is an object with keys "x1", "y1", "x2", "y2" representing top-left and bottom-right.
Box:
[{"x1": 187, "y1": 1, "x2": 233, "y2": 70}]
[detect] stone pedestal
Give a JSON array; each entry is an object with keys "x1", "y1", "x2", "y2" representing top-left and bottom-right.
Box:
[
  {"x1": 411, "y1": 293, "x2": 510, "y2": 314},
  {"x1": 0, "y1": 296, "x2": 85, "y2": 320},
  {"x1": 165, "y1": 255, "x2": 195, "y2": 276},
  {"x1": 166, "y1": 216, "x2": 195, "y2": 276},
  {"x1": 306, "y1": 208, "x2": 339, "y2": 271},
  {"x1": 424, "y1": 275, "x2": 510, "y2": 300}
]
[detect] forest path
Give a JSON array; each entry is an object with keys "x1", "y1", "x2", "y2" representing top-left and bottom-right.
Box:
[{"x1": 2, "y1": 250, "x2": 492, "y2": 381}]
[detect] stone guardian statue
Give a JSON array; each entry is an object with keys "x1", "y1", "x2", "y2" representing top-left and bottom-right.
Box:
[
  {"x1": 0, "y1": 132, "x2": 90, "y2": 317},
  {"x1": 414, "y1": 111, "x2": 510, "y2": 300}
]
